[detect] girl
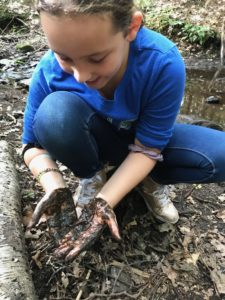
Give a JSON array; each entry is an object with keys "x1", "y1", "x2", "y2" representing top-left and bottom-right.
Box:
[{"x1": 22, "y1": 0, "x2": 225, "y2": 261}]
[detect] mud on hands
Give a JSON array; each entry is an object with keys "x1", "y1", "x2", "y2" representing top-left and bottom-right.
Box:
[
  {"x1": 28, "y1": 188, "x2": 121, "y2": 261},
  {"x1": 54, "y1": 197, "x2": 121, "y2": 262},
  {"x1": 28, "y1": 187, "x2": 78, "y2": 241}
]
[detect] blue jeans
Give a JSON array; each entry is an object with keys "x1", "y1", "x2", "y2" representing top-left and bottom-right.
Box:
[{"x1": 33, "y1": 91, "x2": 225, "y2": 184}]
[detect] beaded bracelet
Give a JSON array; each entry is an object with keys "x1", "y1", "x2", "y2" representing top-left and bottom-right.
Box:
[
  {"x1": 36, "y1": 168, "x2": 62, "y2": 182},
  {"x1": 128, "y1": 144, "x2": 163, "y2": 162}
]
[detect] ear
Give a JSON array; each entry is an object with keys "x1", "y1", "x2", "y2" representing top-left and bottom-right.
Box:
[{"x1": 126, "y1": 11, "x2": 143, "y2": 42}]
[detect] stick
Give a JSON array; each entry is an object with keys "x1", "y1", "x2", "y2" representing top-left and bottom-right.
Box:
[{"x1": 75, "y1": 269, "x2": 92, "y2": 300}]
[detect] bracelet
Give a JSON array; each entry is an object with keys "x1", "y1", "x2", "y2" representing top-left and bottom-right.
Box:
[
  {"x1": 36, "y1": 168, "x2": 62, "y2": 182},
  {"x1": 128, "y1": 144, "x2": 163, "y2": 162}
]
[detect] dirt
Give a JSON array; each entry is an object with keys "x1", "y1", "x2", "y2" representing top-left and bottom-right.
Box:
[{"x1": 0, "y1": 1, "x2": 225, "y2": 299}]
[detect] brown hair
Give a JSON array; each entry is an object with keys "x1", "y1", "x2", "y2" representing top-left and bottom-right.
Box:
[{"x1": 36, "y1": 0, "x2": 141, "y2": 35}]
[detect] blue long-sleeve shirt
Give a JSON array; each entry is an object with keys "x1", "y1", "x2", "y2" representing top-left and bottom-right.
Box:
[{"x1": 22, "y1": 27, "x2": 186, "y2": 150}]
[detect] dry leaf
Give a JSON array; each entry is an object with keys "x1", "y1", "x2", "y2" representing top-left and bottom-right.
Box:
[
  {"x1": 187, "y1": 196, "x2": 195, "y2": 204},
  {"x1": 210, "y1": 239, "x2": 225, "y2": 256},
  {"x1": 32, "y1": 250, "x2": 42, "y2": 269},
  {"x1": 25, "y1": 229, "x2": 42, "y2": 240},
  {"x1": 61, "y1": 272, "x2": 69, "y2": 289},
  {"x1": 179, "y1": 226, "x2": 191, "y2": 235},
  {"x1": 161, "y1": 264, "x2": 178, "y2": 287},
  {"x1": 210, "y1": 269, "x2": 225, "y2": 294},
  {"x1": 186, "y1": 253, "x2": 200, "y2": 265},
  {"x1": 216, "y1": 210, "x2": 225, "y2": 222},
  {"x1": 22, "y1": 207, "x2": 34, "y2": 226},
  {"x1": 218, "y1": 194, "x2": 225, "y2": 202}
]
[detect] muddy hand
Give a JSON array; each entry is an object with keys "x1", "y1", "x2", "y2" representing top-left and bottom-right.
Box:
[
  {"x1": 28, "y1": 188, "x2": 78, "y2": 241},
  {"x1": 54, "y1": 197, "x2": 121, "y2": 261}
]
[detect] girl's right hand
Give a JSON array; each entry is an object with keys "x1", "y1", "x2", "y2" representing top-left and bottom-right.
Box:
[{"x1": 28, "y1": 187, "x2": 78, "y2": 242}]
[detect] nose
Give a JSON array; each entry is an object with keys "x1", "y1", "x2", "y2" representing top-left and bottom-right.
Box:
[{"x1": 72, "y1": 65, "x2": 92, "y2": 83}]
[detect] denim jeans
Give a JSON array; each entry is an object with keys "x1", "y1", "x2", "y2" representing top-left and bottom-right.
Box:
[{"x1": 33, "y1": 91, "x2": 225, "y2": 184}]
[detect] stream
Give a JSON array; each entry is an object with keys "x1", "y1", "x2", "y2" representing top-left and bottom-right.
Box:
[{"x1": 181, "y1": 60, "x2": 225, "y2": 128}]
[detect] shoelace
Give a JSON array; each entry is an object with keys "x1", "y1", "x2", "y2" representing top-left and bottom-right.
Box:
[{"x1": 153, "y1": 185, "x2": 171, "y2": 206}]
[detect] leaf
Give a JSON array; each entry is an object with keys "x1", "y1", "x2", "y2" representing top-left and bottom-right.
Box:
[
  {"x1": 186, "y1": 252, "x2": 200, "y2": 265},
  {"x1": 210, "y1": 269, "x2": 225, "y2": 294},
  {"x1": 161, "y1": 263, "x2": 178, "y2": 287},
  {"x1": 210, "y1": 239, "x2": 225, "y2": 256},
  {"x1": 32, "y1": 250, "x2": 42, "y2": 269},
  {"x1": 61, "y1": 272, "x2": 69, "y2": 289},
  {"x1": 218, "y1": 194, "x2": 225, "y2": 202},
  {"x1": 216, "y1": 210, "x2": 225, "y2": 222}
]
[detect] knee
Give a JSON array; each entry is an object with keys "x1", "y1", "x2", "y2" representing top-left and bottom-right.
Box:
[{"x1": 33, "y1": 91, "x2": 92, "y2": 147}]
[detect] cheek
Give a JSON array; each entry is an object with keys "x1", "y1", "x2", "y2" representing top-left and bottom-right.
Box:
[{"x1": 99, "y1": 55, "x2": 122, "y2": 76}]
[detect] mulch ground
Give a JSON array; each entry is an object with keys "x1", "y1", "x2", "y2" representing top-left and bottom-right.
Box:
[{"x1": 0, "y1": 2, "x2": 225, "y2": 298}]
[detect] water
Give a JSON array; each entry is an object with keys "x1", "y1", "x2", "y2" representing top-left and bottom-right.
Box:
[{"x1": 181, "y1": 68, "x2": 225, "y2": 128}]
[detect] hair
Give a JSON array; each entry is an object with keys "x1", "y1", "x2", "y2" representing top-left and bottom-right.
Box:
[{"x1": 36, "y1": 0, "x2": 142, "y2": 35}]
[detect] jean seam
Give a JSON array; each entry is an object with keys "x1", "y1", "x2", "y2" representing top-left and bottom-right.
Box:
[
  {"x1": 163, "y1": 146, "x2": 216, "y2": 183},
  {"x1": 85, "y1": 111, "x2": 103, "y2": 172}
]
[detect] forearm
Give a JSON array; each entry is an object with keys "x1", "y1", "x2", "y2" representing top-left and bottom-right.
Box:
[
  {"x1": 97, "y1": 151, "x2": 156, "y2": 208},
  {"x1": 23, "y1": 145, "x2": 66, "y2": 193}
]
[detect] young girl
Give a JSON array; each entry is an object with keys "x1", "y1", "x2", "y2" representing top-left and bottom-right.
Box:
[{"x1": 22, "y1": 0, "x2": 225, "y2": 261}]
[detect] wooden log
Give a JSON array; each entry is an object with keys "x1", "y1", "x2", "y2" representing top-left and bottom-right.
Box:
[{"x1": 0, "y1": 141, "x2": 38, "y2": 300}]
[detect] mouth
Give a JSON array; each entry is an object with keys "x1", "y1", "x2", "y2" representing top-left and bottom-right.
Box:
[{"x1": 86, "y1": 77, "x2": 101, "y2": 85}]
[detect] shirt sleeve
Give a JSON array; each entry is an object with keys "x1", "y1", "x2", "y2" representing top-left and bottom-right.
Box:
[
  {"x1": 136, "y1": 46, "x2": 186, "y2": 150},
  {"x1": 22, "y1": 67, "x2": 50, "y2": 144}
]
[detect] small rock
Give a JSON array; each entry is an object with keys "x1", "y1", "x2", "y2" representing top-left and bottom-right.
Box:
[
  {"x1": 205, "y1": 96, "x2": 220, "y2": 104},
  {"x1": 16, "y1": 43, "x2": 35, "y2": 53}
]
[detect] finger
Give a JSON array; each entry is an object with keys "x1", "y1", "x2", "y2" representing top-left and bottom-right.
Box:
[
  {"x1": 54, "y1": 244, "x2": 73, "y2": 258},
  {"x1": 65, "y1": 224, "x2": 103, "y2": 261},
  {"x1": 27, "y1": 195, "x2": 50, "y2": 228},
  {"x1": 59, "y1": 231, "x2": 73, "y2": 244},
  {"x1": 65, "y1": 244, "x2": 81, "y2": 261},
  {"x1": 105, "y1": 215, "x2": 121, "y2": 241}
]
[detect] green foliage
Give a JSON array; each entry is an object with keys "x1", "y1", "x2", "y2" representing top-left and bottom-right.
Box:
[
  {"x1": 0, "y1": 5, "x2": 29, "y2": 31},
  {"x1": 145, "y1": 9, "x2": 184, "y2": 35},
  {"x1": 135, "y1": 0, "x2": 154, "y2": 11},
  {"x1": 181, "y1": 24, "x2": 218, "y2": 46},
  {"x1": 143, "y1": 7, "x2": 218, "y2": 47}
]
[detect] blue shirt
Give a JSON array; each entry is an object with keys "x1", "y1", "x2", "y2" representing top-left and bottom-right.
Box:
[{"x1": 22, "y1": 27, "x2": 186, "y2": 150}]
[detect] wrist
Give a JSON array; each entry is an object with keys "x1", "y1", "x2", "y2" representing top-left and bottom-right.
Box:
[
  {"x1": 38, "y1": 169, "x2": 66, "y2": 193},
  {"x1": 96, "y1": 192, "x2": 116, "y2": 208}
]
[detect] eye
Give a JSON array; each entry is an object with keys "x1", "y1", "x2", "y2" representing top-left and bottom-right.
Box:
[
  {"x1": 56, "y1": 54, "x2": 72, "y2": 62},
  {"x1": 89, "y1": 55, "x2": 106, "y2": 64},
  {"x1": 59, "y1": 56, "x2": 72, "y2": 62}
]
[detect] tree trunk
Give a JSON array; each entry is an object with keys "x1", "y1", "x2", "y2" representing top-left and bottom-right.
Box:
[{"x1": 0, "y1": 141, "x2": 38, "y2": 300}]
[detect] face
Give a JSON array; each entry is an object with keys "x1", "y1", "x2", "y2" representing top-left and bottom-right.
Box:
[{"x1": 40, "y1": 12, "x2": 134, "y2": 90}]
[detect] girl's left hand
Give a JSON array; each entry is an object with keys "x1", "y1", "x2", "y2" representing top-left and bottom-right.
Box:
[{"x1": 54, "y1": 197, "x2": 121, "y2": 261}]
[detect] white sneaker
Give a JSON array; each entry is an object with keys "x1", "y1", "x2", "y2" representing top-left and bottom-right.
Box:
[
  {"x1": 137, "y1": 177, "x2": 179, "y2": 224},
  {"x1": 73, "y1": 169, "x2": 106, "y2": 217}
]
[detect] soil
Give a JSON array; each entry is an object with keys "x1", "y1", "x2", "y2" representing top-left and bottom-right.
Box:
[{"x1": 0, "y1": 1, "x2": 225, "y2": 299}]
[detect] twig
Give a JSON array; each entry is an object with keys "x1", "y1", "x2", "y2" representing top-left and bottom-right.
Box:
[
  {"x1": 82, "y1": 281, "x2": 150, "y2": 300},
  {"x1": 194, "y1": 195, "x2": 218, "y2": 206},
  {"x1": 111, "y1": 264, "x2": 127, "y2": 293},
  {"x1": 85, "y1": 263, "x2": 133, "y2": 287},
  {"x1": 111, "y1": 260, "x2": 150, "y2": 279},
  {"x1": 75, "y1": 269, "x2": 92, "y2": 300},
  {"x1": 184, "y1": 185, "x2": 196, "y2": 199},
  {"x1": 46, "y1": 266, "x2": 67, "y2": 286}
]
